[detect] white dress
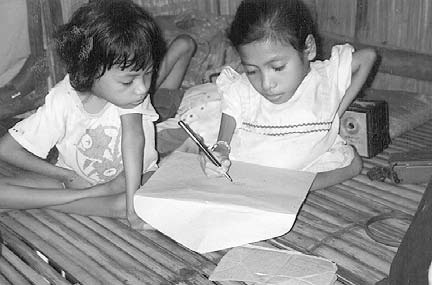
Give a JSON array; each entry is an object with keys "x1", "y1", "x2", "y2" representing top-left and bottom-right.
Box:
[
  {"x1": 10, "y1": 75, "x2": 159, "y2": 185},
  {"x1": 217, "y1": 44, "x2": 355, "y2": 172}
]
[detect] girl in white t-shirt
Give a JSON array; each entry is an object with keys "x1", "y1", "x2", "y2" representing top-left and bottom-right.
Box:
[
  {"x1": 0, "y1": 0, "x2": 195, "y2": 228},
  {"x1": 203, "y1": 0, "x2": 377, "y2": 191}
]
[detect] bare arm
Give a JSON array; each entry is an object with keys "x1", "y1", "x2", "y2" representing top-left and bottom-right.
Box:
[
  {"x1": 0, "y1": 133, "x2": 83, "y2": 186},
  {"x1": 202, "y1": 113, "x2": 236, "y2": 177},
  {"x1": 213, "y1": 113, "x2": 236, "y2": 155},
  {"x1": 0, "y1": 134, "x2": 115, "y2": 209},
  {"x1": 310, "y1": 150, "x2": 363, "y2": 191},
  {"x1": 337, "y1": 48, "x2": 377, "y2": 116},
  {"x1": 120, "y1": 113, "x2": 145, "y2": 228}
]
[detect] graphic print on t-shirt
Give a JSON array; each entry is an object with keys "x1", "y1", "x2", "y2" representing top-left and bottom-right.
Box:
[{"x1": 76, "y1": 125, "x2": 123, "y2": 184}]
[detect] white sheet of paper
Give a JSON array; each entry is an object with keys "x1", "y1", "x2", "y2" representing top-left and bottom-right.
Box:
[
  {"x1": 209, "y1": 245, "x2": 337, "y2": 285},
  {"x1": 134, "y1": 152, "x2": 316, "y2": 253}
]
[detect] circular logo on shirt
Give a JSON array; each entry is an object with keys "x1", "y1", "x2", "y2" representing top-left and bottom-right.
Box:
[{"x1": 76, "y1": 125, "x2": 123, "y2": 184}]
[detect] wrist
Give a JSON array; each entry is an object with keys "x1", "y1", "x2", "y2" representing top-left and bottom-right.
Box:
[
  {"x1": 211, "y1": 141, "x2": 231, "y2": 156},
  {"x1": 58, "y1": 168, "x2": 76, "y2": 183}
]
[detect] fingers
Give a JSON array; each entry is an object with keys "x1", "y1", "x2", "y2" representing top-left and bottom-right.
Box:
[
  {"x1": 199, "y1": 150, "x2": 231, "y2": 178},
  {"x1": 220, "y1": 157, "x2": 231, "y2": 169}
]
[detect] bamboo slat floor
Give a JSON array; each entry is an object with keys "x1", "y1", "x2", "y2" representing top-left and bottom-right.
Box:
[{"x1": 0, "y1": 119, "x2": 431, "y2": 284}]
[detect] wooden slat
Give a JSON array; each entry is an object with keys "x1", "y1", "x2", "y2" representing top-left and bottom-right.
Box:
[
  {"x1": 25, "y1": 210, "x2": 151, "y2": 285},
  {"x1": 34, "y1": 210, "x2": 176, "y2": 284},
  {"x1": 93, "y1": 217, "x2": 221, "y2": 284},
  {"x1": 0, "y1": 256, "x2": 32, "y2": 285},
  {"x1": 0, "y1": 212, "x2": 104, "y2": 285},
  {"x1": 0, "y1": 273, "x2": 12, "y2": 285},
  {"x1": 74, "y1": 215, "x2": 213, "y2": 285},
  {"x1": 0, "y1": 223, "x2": 70, "y2": 285},
  {"x1": 1, "y1": 246, "x2": 48, "y2": 285}
]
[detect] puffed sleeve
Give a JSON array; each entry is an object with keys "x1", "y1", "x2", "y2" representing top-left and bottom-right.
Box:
[
  {"x1": 117, "y1": 96, "x2": 159, "y2": 122},
  {"x1": 9, "y1": 83, "x2": 68, "y2": 159},
  {"x1": 328, "y1": 44, "x2": 354, "y2": 101},
  {"x1": 216, "y1": 66, "x2": 245, "y2": 125}
]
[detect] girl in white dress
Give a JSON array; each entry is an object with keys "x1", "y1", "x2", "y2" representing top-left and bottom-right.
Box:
[{"x1": 203, "y1": 0, "x2": 377, "y2": 191}]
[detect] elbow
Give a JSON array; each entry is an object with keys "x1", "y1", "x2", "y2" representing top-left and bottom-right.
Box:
[
  {"x1": 0, "y1": 134, "x2": 20, "y2": 161},
  {"x1": 350, "y1": 152, "x2": 363, "y2": 178}
]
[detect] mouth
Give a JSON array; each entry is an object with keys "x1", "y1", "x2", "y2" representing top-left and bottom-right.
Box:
[
  {"x1": 265, "y1": 93, "x2": 283, "y2": 102},
  {"x1": 133, "y1": 100, "x2": 144, "y2": 106}
]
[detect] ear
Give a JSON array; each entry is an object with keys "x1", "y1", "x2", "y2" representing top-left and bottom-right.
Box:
[{"x1": 304, "y1": 34, "x2": 316, "y2": 61}]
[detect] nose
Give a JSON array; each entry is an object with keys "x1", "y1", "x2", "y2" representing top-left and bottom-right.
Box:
[
  {"x1": 261, "y1": 72, "x2": 276, "y2": 92},
  {"x1": 135, "y1": 77, "x2": 149, "y2": 95}
]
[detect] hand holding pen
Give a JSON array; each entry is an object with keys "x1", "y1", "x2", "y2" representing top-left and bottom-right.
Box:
[
  {"x1": 178, "y1": 121, "x2": 233, "y2": 182},
  {"x1": 201, "y1": 142, "x2": 232, "y2": 181}
]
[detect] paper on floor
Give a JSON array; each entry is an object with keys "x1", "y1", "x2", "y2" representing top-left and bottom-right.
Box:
[
  {"x1": 134, "y1": 151, "x2": 316, "y2": 253},
  {"x1": 209, "y1": 245, "x2": 338, "y2": 285}
]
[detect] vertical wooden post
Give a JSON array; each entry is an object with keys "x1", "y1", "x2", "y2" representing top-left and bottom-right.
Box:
[
  {"x1": 26, "y1": 0, "x2": 47, "y2": 97},
  {"x1": 354, "y1": 0, "x2": 368, "y2": 41},
  {"x1": 41, "y1": 0, "x2": 65, "y2": 86}
]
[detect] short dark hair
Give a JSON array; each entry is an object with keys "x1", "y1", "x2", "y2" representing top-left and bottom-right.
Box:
[
  {"x1": 54, "y1": 0, "x2": 165, "y2": 91},
  {"x1": 228, "y1": 0, "x2": 315, "y2": 52}
]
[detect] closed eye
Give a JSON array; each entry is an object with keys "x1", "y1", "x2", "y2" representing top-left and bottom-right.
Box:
[
  {"x1": 274, "y1": 65, "x2": 285, "y2": 72},
  {"x1": 122, "y1": 81, "x2": 133, "y2": 86}
]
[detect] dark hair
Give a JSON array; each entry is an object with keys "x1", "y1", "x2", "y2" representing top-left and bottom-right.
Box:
[
  {"x1": 228, "y1": 0, "x2": 316, "y2": 52},
  {"x1": 54, "y1": 0, "x2": 165, "y2": 92}
]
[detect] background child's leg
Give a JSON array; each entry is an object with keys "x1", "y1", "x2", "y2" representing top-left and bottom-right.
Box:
[{"x1": 156, "y1": 34, "x2": 197, "y2": 89}]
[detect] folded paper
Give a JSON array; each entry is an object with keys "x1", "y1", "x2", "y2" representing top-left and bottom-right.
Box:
[
  {"x1": 209, "y1": 245, "x2": 338, "y2": 285},
  {"x1": 134, "y1": 152, "x2": 316, "y2": 253}
]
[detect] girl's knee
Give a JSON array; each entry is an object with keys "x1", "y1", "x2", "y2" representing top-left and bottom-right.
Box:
[{"x1": 172, "y1": 34, "x2": 197, "y2": 56}]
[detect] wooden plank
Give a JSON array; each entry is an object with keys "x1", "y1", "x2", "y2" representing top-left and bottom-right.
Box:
[
  {"x1": 0, "y1": 223, "x2": 70, "y2": 285},
  {"x1": 319, "y1": 237, "x2": 390, "y2": 275},
  {"x1": 319, "y1": 32, "x2": 432, "y2": 81},
  {"x1": 313, "y1": 245, "x2": 387, "y2": 284},
  {"x1": 0, "y1": 273, "x2": 12, "y2": 285},
  {"x1": 1, "y1": 246, "x2": 49, "y2": 285},
  {"x1": 93, "y1": 217, "x2": 221, "y2": 283},
  {"x1": 38, "y1": 210, "x2": 191, "y2": 284},
  {"x1": 0, "y1": 212, "x2": 105, "y2": 285},
  {"x1": 354, "y1": 0, "x2": 368, "y2": 41},
  {"x1": 41, "y1": 0, "x2": 66, "y2": 85},
  {"x1": 0, "y1": 256, "x2": 32, "y2": 285},
  {"x1": 339, "y1": 228, "x2": 397, "y2": 261},
  {"x1": 26, "y1": 210, "x2": 156, "y2": 285},
  {"x1": 74, "y1": 215, "x2": 214, "y2": 284}
]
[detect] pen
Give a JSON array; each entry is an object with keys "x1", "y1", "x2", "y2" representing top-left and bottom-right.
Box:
[{"x1": 178, "y1": 120, "x2": 233, "y2": 182}]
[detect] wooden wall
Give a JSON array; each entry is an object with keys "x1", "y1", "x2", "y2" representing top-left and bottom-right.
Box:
[
  {"x1": 313, "y1": 0, "x2": 432, "y2": 94},
  {"x1": 61, "y1": 0, "x2": 432, "y2": 95}
]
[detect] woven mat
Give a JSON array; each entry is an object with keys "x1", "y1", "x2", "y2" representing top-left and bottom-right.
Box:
[
  {"x1": 0, "y1": 121, "x2": 431, "y2": 284},
  {"x1": 259, "y1": 120, "x2": 432, "y2": 284}
]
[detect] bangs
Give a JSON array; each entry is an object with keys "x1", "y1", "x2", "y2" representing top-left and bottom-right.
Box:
[{"x1": 101, "y1": 27, "x2": 157, "y2": 73}]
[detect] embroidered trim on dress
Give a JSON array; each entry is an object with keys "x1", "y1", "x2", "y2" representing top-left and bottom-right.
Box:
[{"x1": 241, "y1": 121, "x2": 332, "y2": 136}]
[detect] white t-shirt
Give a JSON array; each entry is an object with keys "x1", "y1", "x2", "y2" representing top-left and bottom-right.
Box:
[
  {"x1": 217, "y1": 44, "x2": 355, "y2": 172},
  {"x1": 9, "y1": 75, "x2": 159, "y2": 185}
]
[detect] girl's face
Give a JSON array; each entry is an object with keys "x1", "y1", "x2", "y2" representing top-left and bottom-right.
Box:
[
  {"x1": 239, "y1": 39, "x2": 313, "y2": 104},
  {"x1": 91, "y1": 65, "x2": 153, "y2": 109}
]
